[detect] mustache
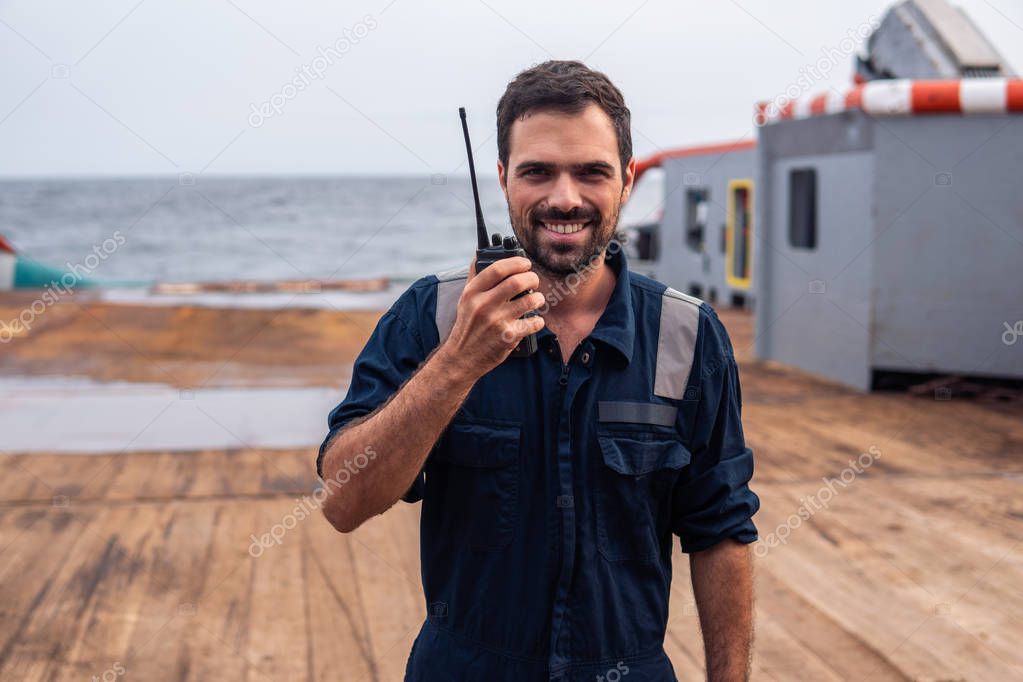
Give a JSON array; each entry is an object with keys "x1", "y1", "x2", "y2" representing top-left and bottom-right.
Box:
[{"x1": 530, "y1": 207, "x2": 600, "y2": 223}]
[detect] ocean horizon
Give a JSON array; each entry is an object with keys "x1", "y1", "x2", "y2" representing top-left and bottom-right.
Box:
[{"x1": 0, "y1": 174, "x2": 663, "y2": 287}]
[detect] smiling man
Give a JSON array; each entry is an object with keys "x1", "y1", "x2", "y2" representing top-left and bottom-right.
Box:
[{"x1": 317, "y1": 60, "x2": 760, "y2": 681}]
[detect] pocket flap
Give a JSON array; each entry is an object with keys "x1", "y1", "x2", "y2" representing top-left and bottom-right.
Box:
[
  {"x1": 435, "y1": 420, "x2": 521, "y2": 468},
  {"x1": 597, "y1": 431, "x2": 691, "y2": 476}
]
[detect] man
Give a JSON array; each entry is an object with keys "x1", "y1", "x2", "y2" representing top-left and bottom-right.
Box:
[{"x1": 317, "y1": 60, "x2": 760, "y2": 681}]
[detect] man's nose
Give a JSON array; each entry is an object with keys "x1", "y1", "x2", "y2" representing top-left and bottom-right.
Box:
[{"x1": 547, "y1": 172, "x2": 582, "y2": 213}]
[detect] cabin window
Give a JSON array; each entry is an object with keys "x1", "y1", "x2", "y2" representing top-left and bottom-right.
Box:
[
  {"x1": 726, "y1": 179, "x2": 754, "y2": 289},
  {"x1": 685, "y1": 188, "x2": 709, "y2": 252},
  {"x1": 631, "y1": 223, "x2": 659, "y2": 261},
  {"x1": 789, "y1": 168, "x2": 817, "y2": 249}
]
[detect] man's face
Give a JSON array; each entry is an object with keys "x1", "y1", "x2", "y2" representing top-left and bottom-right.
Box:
[{"x1": 498, "y1": 103, "x2": 634, "y2": 278}]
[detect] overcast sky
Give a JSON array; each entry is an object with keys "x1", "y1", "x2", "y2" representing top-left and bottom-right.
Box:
[{"x1": 1, "y1": 0, "x2": 1021, "y2": 178}]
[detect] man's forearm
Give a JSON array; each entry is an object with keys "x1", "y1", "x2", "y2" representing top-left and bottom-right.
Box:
[
  {"x1": 320, "y1": 345, "x2": 475, "y2": 532},
  {"x1": 690, "y1": 539, "x2": 754, "y2": 681}
]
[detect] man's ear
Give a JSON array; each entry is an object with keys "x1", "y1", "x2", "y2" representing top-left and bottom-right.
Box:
[
  {"x1": 497, "y1": 160, "x2": 508, "y2": 195},
  {"x1": 621, "y1": 156, "x2": 636, "y2": 203}
]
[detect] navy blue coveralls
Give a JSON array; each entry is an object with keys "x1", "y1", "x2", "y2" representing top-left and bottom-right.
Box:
[{"x1": 317, "y1": 247, "x2": 760, "y2": 681}]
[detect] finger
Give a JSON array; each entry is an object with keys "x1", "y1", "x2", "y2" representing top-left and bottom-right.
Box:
[
  {"x1": 464, "y1": 256, "x2": 532, "y2": 294},
  {"x1": 510, "y1": 291, "x2": 546, "y2": 318},
  {"x1": 491, "y1": 293, "x2": 544, "y2": 329},
  {"x1": 484, "y1": 271, "x2": 541, "y2": 306},
  {"x1": 501, "y1": 314, "x2": 545, "y2": 343}
]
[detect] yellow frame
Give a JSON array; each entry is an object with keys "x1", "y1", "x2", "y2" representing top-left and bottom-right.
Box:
[{"x1": 725, "y1": 178, "x2": 754, "y2": 290}]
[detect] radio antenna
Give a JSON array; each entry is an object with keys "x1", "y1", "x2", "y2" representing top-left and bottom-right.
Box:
[{"x1": 459, "y1": 107, "x2": 489, "y2": 249}]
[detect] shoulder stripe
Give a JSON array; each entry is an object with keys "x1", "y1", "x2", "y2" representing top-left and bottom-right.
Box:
[
  {"x1": 654, "y1": 287, "x2": 702, "y2": 400},
  {"x1": 434, "y1": 266, "x2": 469, "y2": 343},
  {"x1": 662, "y1": 286, "x2": 704, "y2": 306},
  {"x1": 436, "y1": 265, "x2": 470, "y2": 283}
]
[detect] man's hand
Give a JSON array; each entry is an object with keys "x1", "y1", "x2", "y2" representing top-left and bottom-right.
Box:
[
  {"x1": 690, "y1": 539, "x2": 754, "y2": 681},
  {"x1": 320, "y1": 255, "x2": 545, "y2": 534},
  {"x1": 436, "y1": 256, "x2": 546, "y2": 381}
]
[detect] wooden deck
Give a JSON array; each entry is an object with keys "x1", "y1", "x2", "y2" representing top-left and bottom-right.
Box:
[{"x1": 1, "y1": 308, "x2": 1021, "y2": 680}]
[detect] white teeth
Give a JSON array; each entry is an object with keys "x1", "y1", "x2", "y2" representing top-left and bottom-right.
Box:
[{"x1": 543, "y1": 222, "x2": 586, "y2": 234}]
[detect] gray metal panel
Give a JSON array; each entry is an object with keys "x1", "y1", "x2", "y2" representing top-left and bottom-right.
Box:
[
  {"x1": 864, "y1": 0, "x2": 1013, "y2": 79},
  {"x1": 753, "y1": 128, "x2": 774, "y2": 361},
  {"x1": 871, "y1": 3, "x2": 959, "y2": 78},
  {"x1": 652, "y1": 159, "x2": 703, "y2": 294},
  {"x1": 870, "y1": 116, "x2": 1023, "y2": 380},
  {"x1": 653, "y1": 148, "x2": 755, "y2": 306},
  {"x1": 755, "y1": 117, "x2": 876, "y2": 390},
  {"x1": 758, "y1": 112, "x2": 873, "y2": 159},
  {"x1": 758, "y1": 112, "x2": 1023, "y2": 389},
  {"x1": 914, "y1": 0, "x2": 1003, "y2": 69}
]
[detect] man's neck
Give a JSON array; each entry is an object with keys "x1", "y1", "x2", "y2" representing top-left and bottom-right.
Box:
[{"x1": 535, "y1": 255, "x2": 617, "y2": 324}]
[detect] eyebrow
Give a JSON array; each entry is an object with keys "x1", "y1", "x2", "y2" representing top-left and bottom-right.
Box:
[{"x1": 514, "y1": 160, "x2": 616, "y2": 174}]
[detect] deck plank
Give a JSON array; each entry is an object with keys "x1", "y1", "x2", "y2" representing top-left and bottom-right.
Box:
[{"x1": 1, "y1": 308, "x2": 1021, "y2": 680}]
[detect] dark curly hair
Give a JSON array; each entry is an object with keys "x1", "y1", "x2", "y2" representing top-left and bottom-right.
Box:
[{"x1": 496, "y1": 60, "x2": 632, "y2": 180}]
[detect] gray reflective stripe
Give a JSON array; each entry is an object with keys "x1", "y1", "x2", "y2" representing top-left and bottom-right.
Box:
[
  {"x1": 434, "y1": 266, "x2": 469, "y2": 344},
  {"x1": 598, "y1": 401, "x2": 678, "y2": 426},
  {"x1": 436, "y1": 265, "x2": 470, "y2": 282},
  {"x1": 654, "y1": 287, "x2": 702, "y2": 399}
]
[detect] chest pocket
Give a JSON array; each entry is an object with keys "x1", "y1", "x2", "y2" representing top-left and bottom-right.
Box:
[
  {"x1": 425, "y1": 418, "x2": 520, "y2": 551},
  {"x1": 594, "y1": 407, "x2": 691, "y2": 562}
]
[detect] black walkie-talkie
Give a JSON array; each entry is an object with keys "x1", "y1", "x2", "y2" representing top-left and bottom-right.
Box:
[{"x1": 459, "y1": 107, "x2": 538, "y2": 358}]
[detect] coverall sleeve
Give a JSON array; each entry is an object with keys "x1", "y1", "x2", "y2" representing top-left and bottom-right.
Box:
[
  {"x1": 316, "y1": 299, "x2": 428, "y2": 503},
  {"x1": 672, "y1": 307, "x2": 760, "y2": 553}
]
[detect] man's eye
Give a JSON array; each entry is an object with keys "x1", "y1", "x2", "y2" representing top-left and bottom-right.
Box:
[{"x1": 524, "y1": 168, "x2": 546, "y2": 176}]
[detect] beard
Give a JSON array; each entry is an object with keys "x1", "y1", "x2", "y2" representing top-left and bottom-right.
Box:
[{"x1": 507, "y1": 197, "x2": 622, "y2": 279}]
